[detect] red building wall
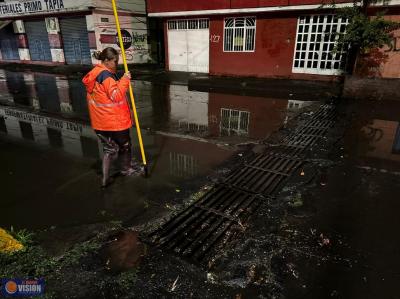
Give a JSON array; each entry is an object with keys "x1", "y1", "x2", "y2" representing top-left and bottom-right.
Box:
[
  {"x1": 147, "y1": 0, "x2": 351, "y2": 13},
  {"x1": 209, "y1": 15, "x2": 297, "y2": 78}
]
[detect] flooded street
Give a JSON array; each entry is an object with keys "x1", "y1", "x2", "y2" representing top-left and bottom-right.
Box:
[
  {"x1": 1, "y1": 67, "x2": 399, "y2": 299},
  {"x1": 0, "y1": 69, "x2": 302, "y2": 231},
  {"x1": 278, "y1": 99, "x2": 400, "y2": 298}
]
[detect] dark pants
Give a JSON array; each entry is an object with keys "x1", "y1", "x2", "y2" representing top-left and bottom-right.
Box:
[{"x1": 95, "y1": 129, "x2": 131, "y2": 154}]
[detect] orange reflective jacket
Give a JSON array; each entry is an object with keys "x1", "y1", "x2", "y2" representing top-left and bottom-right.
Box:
[{"x1": 82, "y1": 64, "x2": 132, "y2": 131}]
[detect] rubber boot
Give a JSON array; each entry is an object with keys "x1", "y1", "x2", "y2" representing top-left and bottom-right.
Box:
[
  {"x1": 101, "y1": 153, "x2": 114, "y2": 188},
  {"x1": 98, "y1": 136, "x2": 119, "y2": 188},
  {"x1": 120, "y1": 150, "x2": 136, "y2": 176}
]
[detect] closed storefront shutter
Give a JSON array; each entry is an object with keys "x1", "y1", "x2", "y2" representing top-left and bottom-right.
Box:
[
  {"x1": 59, "y1": 17, "x2": 91, "y2": 65},
  {"x1": 0, "y1": 24, "x2": 19, "y2": 60},
  {"x1": 24, "y1": 20, "x2": 52, "y2": 61}
]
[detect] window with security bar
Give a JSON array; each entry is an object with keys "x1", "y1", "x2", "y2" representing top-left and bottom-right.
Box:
[
  {"x1": 293, "y1": 15, "x2": 348, "y2": 75},
  {"x1": 224, "y1": 17, "x2": 256, "y2": 52},
  {"x1": 167, "y1": 19, "x2": 209, "y2": 30},
  {"x1": 220, "y1": 108, "x2": 250, "y2": 136}
]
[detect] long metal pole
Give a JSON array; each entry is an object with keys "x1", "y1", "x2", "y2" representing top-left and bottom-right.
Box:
[{"x1": 111, "y1": 0, "x2": 148, "y2": 175}]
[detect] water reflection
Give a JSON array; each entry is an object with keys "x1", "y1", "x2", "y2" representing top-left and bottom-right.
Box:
[
  {"x1": 361, "y1": 119, "x2": 400, "y2": 162},
  {"x1": 0, "y1": 69, "x2": 320, "y2": 230},
  {"x1": 0, "y1": 69, "x2": 318, "y2": 178},
  {"x1": 0, "y1": 106, "x2": 99, "y2": 158}
]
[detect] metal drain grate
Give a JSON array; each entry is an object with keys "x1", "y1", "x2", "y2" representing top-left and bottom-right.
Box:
[
  {"x1": 146, "y1": 103, "x2": 336, "y2": 262},
  {"x1": 148, "y1": 185, "x2": 264, "y2": 261},
  {"x1": 224, "y1": 154, "x2": 302, "y2": 196}
]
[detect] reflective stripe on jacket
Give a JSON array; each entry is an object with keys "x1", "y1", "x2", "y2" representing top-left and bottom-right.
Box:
[{"x1": 82, "y1": 64, "x2": 132, "y2": 131}]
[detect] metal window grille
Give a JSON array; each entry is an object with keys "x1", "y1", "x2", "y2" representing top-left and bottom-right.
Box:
[
  {"x1": 220, "y1": 108, "x2": 250, "y2": 136},
  {"x1": 167, "y1": 19, "x2": 209, "y2": 30},
  {"x1": 178, "y1": 121, "x2": 208, "y2": 133},
  {"x1": 293, "y1": 15, "x2": 349, "y2": 75},
  {"x1": 169, "y1": 152, "x2": 198, "y2": 178},
  {"x1": 224, "y1": 17, "x2": 256, "y2": 52}
]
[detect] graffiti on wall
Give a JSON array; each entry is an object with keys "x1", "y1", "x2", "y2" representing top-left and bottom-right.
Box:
[
  {"x1": 132, "y1": 33, "x2": 147, "y2": 52},
  {"x1": 384, "y1": 37, "x2": 400, "y2": 52}
]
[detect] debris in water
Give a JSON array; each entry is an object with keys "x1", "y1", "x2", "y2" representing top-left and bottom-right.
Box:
[
  {"x1": 207, "y1": 272, "x2": 217, "y2": 284},
  {"x1": 175, "y1": 189, "x2": 181, "y2": 193},
  {"x1": 287, "y1": 263, "x2": 299, "y2": 279},
  {"x1": 300, "y1": 170, "x2": 305, "y2": 176},
  {"x1": 247, "y1": 265, "x2": 256, "y2": 282},
  {"x1": 319, "y1": 233, "x2": 331, "y2": 247},
  {"x1": 170, "y1": 276, "x2": 179, "y2": 292}
]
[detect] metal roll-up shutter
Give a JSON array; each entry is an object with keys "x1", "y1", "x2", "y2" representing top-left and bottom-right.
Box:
[
  {"x1": 59, "y1": 17, "x2": 91, "y2": 65},
  {"x1": 24, "y1": 20, "x2": 52, "y2": 61},
  {"x1": 0, "y1": 24, "x2": 19, "y2": 60}
]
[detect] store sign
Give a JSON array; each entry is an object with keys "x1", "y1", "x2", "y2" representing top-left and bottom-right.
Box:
[
  {"x1": 115, "y1": 30, "x2": 132, "y2": 49},
  {"x1": 0, "y1": 0, "x2": 85, "y2": 18}
]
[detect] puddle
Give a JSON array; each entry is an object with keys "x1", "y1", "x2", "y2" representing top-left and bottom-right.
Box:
[{"x1": 101, "y1": 230, "x2": 147, "y2": 273}]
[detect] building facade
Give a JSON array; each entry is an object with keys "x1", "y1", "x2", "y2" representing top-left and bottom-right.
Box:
[
  {"x1": 147, "y1": 0, "x2": 400, "y2": 80},
  {"x1": 0, "y1": 0, "x2": 151, "y2": 65}
]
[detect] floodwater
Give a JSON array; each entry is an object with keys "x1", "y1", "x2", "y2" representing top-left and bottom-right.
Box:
[
  {"x1": 281, "y1": 99, "x2": 400, "y2": 299},
  {"x1": 0, "y1": 69, "x2": 314, "y2": 231}
]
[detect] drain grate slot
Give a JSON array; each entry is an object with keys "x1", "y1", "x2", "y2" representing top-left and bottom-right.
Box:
[
  {"x1": 287, "y1": 134, "x2": 321, "y2": 147},
  {"x1": 311, "y1": 107, "x2": 337, "y2": 120},
  {"x1": 293, "y1": 126, "x2": 328, "y2": 137},
  {"x1": 301, "y1": 119, "x2": 334, "y2": 129},
  {"x1": 265, "y1": 145, "x2": 306, "y2": 158}
]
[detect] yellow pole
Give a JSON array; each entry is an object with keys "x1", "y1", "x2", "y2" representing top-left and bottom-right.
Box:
[{"x1": 111, "y1": 0, "x2": 147, "y2": 171}]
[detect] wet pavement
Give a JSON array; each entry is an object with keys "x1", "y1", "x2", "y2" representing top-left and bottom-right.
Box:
[
  {"x1": 1, "y1": 67, "x2": 399, "y2": 299},
  {"x1": 0, "y1": 69, "x2": 313, "y2": 231}
]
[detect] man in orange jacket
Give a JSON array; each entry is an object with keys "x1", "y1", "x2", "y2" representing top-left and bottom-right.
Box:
[{"x1": 82, "y1": 47, "x2": 137, "y2": 187}]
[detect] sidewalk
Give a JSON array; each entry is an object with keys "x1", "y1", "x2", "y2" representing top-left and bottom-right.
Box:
[{"x1": 0, "y1": 62, "x2": 343, "y2": 99}]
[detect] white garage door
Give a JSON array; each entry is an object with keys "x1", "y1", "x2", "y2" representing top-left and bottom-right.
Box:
[{"x1": 167, "y1": 19, "x2": 209, "y2": 73}]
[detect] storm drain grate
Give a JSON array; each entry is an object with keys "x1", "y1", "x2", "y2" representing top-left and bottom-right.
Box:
[
  {"x1": 148, "y1": 185, "x2": 264, "y2": 261},
  {"x1": 224, "y1": 155, "x2": 303, "y2": 196},
  {"x1": 146, "y1": 104, "x2": 336, "y2": 262}
]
